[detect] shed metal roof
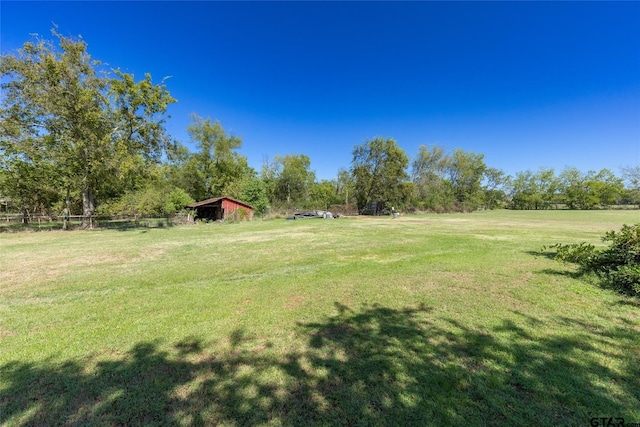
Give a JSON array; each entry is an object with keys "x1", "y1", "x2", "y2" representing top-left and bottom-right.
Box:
[{"x1": 186, "y1": 196, "x2": 254, "y2": 210}]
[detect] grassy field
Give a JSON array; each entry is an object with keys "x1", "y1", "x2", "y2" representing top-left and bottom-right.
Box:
[{"x1": 1, "y1": 210, "x2": 639, "y2": 426}]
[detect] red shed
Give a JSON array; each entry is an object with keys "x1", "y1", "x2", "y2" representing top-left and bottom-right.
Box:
[{"x1": 186, "y1": 197, "x2": 254, "y2": 221}]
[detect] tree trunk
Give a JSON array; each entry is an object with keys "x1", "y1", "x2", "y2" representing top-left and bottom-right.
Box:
[
  {"x1": 63, "y1": 187, "x2": 70, "y2": 230},
  {"x1": 82, "y1": 185, "x2": 94, "y2": 229}
]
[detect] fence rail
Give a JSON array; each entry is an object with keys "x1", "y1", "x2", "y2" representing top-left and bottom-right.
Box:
[{"x1": 0, "y1": 213, "x2": 192, "y2": 231}]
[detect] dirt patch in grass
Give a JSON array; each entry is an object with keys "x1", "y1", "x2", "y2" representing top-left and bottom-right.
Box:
[
  {"x1": 0, "y1": 243, "x2": 182, "y2": 292},
  {"x1": 0, "y1": 327, "x2": 16, "y2": 338},
  {"x1": 0, "y1": 253, "x2": 129, "y2": 291},
  {"x1": 235, "y1": 298, "x2": 253, "y2": 315},
  {"x1": 284, "y1": 295, "x2": 306, "y2": 310}
]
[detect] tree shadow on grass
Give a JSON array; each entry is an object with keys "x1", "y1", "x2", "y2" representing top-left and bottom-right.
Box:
[
  {"x1": 539, "y1": 267, "x2": 584, "y2": 280},
  {"x1": 524, "y1": 249, "x2": 557, "y2": 261},
  {"x1": 2, "y1": 304, "x2": 638, "y2": 426}
]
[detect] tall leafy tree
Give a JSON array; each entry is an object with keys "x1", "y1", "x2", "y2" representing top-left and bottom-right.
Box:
[
  {"x1": 239, "y1": 177, "x2": 270, "y2": 214},
  {"x1": 182, "y1": 115, "x2": 253, "y2": 201},
  {"x1": 509, "y1": 168, "x2": 559, "y2": 210},
  {"x1": 622, "y1": 165, "x2": 640, "y2": 190},
  {"x1": 446, "y1": 149, "x2": 486, "y2": 211},
  {"x1": 309, "y1": 179, "x2": 341, "y2": 210},
  {"x1": 0, "y1": 135, "x2": 60, "y2": 223},
  {"x1": 559, "y1": 167, "x2": 598, "y2": 209},
  {"x1": 273, "y1": 154, "x2": 315, "y2": 205},
  {"x1": 510, "y1": 170, "x2": 536, "y2": 210},
  {"x1": 621, "y1": 165, "x2": 640, "y2": 206},
  {"x1": 482, "y1": 167, "x2": 509, "y2": 210},
  {"x1": 534, "y1": 168, "x2": 560, "y2": 209},
  {"x1": 336, "y1": 167, "x2": 356, "y2": 207},
  {"x1": 162, "y1": 140, "x2": 192, "y2": 193},
  {"x1": 0, "y1": 29, "x2": 175, "y2": 228},
  {"x1": 588, "y1": 168, "x2": 624, "y2": 208},
  {"x1": 351, "y1": 137, "x2": 409, "y2": 213},
  {"x1": 411, "y1": 145, "x2": 452, "y2": 211},
  {"x1": 259, "y1": 155, "x2": 279, "y2": 205}
]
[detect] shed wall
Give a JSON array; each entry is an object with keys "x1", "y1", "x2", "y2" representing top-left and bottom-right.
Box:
[{"x1": 221, "y1": 199, "x2": 253, "y2": 219}]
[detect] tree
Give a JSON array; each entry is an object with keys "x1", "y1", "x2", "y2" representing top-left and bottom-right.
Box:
[
  {"x1": 559, "y1": 167, "x2": 599, "y2": 209},
  {"x1": 0, "y1": 29, "x2": 175, "y2": 228},
  {"x1": 273, "y1": 154, "x2": 315, "y2": 205},
  {"x1": 534, "y1": 168, "x2": 560, "y2": 209},
  {"x1": 510, "y1": 170, "x2": 536, "y2": 210},
  {"x1": 622, "y1": 165, "x2": 640, "y2": 190},
  {"x1": 239, "y1": 177, "x2": 270, "y2": 215},
  {"x1": 510, "y1": 168, "x2": 559, "y2": 210},
  {"x1": 182, "y1": 115, "x2": 252, "y2": 201},
  {"x1": 336, "y1": 168, "x2": 356, "y2": 207},
  {"x1": 446, "y1": 149, "x2": 486, "y2": 211},
  {"x1": 551, "y1": 223, "x2": 640, "y2": 295},
  {"x1": 0, "y1": 136, "x2": 60, "y2": 223},
  {"x1": 260, "y1": 155, "x2": 279, "y2": 205},
  {"x1": 621, "y1": 165, "x2": 640, "y2": 207},
  {"x1": 164, "y1": 188, "x2": 195, "y2": 214},
  {"x1": 588, "y1": 169, "x2": 624, "y2": 208},
  {"x1": 351, "y1": 137, "x2": 409, "y2": 214},
  {"x1": 482, "y1": 167, "x2": 509, "y2": 210},
  {"x1": 309, "y1": 180, "x2": 341, "y2": 210},
  {"x1": 411, "y1": 145, "x2": 453, "y2": 212},
  {"x1": 162, "y1": 140, "x2": 192, "y2": 193},
  {"x1": 92, "y1": 159, "x2": 195, "y2": 218}
]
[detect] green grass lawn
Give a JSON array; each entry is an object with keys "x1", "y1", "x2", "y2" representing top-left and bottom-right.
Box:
[{"x1": 1, "y1": 210, "x2": 639, "y2": 426}]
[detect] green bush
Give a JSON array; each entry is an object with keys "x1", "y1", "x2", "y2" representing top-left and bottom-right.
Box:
[
  {"x1": 95, "y1": 186, "x2": 194, "y2": 218},
  {"x1": 164, "y1": 188, "x2": 195, "y2": 215},
  {"x1": 225, "y1": 207, "x2": 250, "y2": 223},
  {"x1": 550, "y1": 223, "x2": 640, "y2": 295}
]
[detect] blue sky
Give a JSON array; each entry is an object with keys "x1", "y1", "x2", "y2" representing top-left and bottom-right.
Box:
[{"x1": 2, "y1": 1, "x2": 639, "y2": 181}]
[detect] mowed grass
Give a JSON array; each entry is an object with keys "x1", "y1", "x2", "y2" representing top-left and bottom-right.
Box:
[{"x1": 1, "y1": 210, "x2": 638, "y2": 426}]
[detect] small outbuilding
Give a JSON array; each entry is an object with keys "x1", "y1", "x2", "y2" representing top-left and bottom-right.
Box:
[{"x1": 186, "y1": 197, "x2": 254, "y2": 221}]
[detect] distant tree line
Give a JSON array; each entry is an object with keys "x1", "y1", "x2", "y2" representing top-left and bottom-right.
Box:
[{"x1": 1, "y1": 31, "x2": 639, "y2": 226}]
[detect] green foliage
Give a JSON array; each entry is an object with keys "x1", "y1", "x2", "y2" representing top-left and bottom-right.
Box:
[
  {"x1": 557, "y1": 167, "x2": 624, "y2": 210},
  {"x1": 589, "y1": 168, "x2": 624, "y2": 208},
  {"x1": 0, "y1": 29, "x2": 175, "y2": 227},
  {"x1": 181, "y1": 115, "x2": 253, "y2": 202},
  {"x1": 447, "y1": 149, "x2": 487, "y2": 211},
  {"x1": 411, "y1": 145, "x2": 498, "y2": 212},
  {"x1": 482, "y1": 167, "x2": 509, "y2": 210},
  {"x1": 164, "y1": 188, "x2": 195, "y2": 214},
  {"x1": 510, "y1": 168, "x2": 560, "y2": 210},
  {"x1": 225, "y1": 207, "x2": 250, "y2": 223},
  {"x1": 510, "y1": 167, "x2": 626, "y2": 210},
  {"x1": 551, "y1": 223, "x2": 640, "y2": 295},
  {"x1": 0, "y1": 138, "x2": 61, "y2": 219},
  {"x1": 411, "y1": 145, "x2": 453, "y2": 211},
  {"x1": 618, "y1": 165, "x2": 640, "y2": 206},
  {"x1": 335, "y1": 167, "x2": 356, "y2": 207},
  {"x1": 309, "y1": 180, "x2": 340, "y2": 210},
  {"x1": 351, "y1": 137, "x2": 409, "y2": 213},
  {"x1": 552, "y1": 241, "x2": 597, "y2": 266},
  {"x1": 95, "y1": 186, "x2": 193, "y2": 218},
  {"x1": 239, "y1": 177, "x2": 270, "y2": 214},
  {"x1": 272, "y1": 154, "x2": 316, "y2": 205}
]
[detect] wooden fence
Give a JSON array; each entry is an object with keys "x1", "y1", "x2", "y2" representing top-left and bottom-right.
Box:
[{"x1": 0, "y1": 213, "x2": 192, "y2": 230}]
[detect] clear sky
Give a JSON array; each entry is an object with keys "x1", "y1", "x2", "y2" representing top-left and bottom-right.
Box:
[{"x1": 2, "y1": 1, "x2": 639, "y2": 181}]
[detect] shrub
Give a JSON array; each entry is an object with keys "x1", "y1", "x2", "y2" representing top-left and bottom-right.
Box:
[
  {"x1": 164, "y1": 188, "x2": 194, "y2": 215},
  {"x1": 549, "y1": 223, "x2": 640, "y2": 295},
  {"x1": 225, "y1": 207, "x2": 250, "y2": 223}
]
